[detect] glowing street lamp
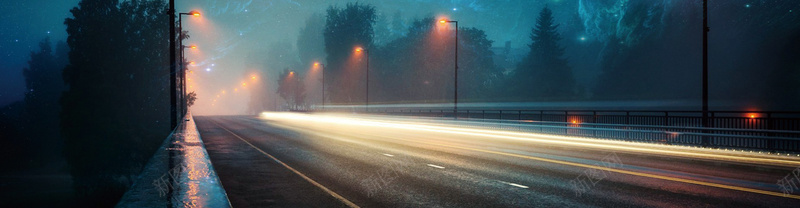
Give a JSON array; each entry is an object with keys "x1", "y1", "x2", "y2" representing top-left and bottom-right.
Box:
[
  {"x1": 314, "y1": 62, "x2": 326, "y2": 110},
  {"x1": 354, "y1": 47, "x2": 369, "y2": 111},
  {"x1": 439, "y1": 19, "x2": 459, "y2": 118}
]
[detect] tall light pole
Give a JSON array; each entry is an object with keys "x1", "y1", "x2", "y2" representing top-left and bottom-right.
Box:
[
  {"x1": 168, "y1": 0, "x2": 176, "y2": 129},
  {"x1": 179, "y1": 11, "x2": 200, "y2": 116},
  {"x1": 702, "y1": 0, "x2": 710, "y2": 146},
  {"x1": 314, "y1": 62, "x2": 325, "y2": 110},
  {"x1": 439, "y1": 19, "x2": 458, "y2": 118},
  {"x1": 355, "y1": 47, "x2": 369, "y2": 112}
]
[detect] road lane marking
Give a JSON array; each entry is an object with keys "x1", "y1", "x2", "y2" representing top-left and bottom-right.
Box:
[
  {"x1": 382, "y1": 153, "x2": 394, "y2": 157},
  {"x1": 427, "y1": 164, "x2": 446, "y2": 169},
  {"x1": 499, "y1": 181, "x2": 529, "y2": 189},
  {"x1": 410, "y1": 139, "x2": 800, "y2": 200},
  {"x1": 211, "y1": 120, "x2": 360, "y2": 208}
]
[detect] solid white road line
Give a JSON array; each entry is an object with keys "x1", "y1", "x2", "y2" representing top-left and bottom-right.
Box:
[
  {"x1": 212, "y1": 120, "x2": 360, "y2": 208},
  {"x1": 382, "y1": 153, "x2": 394, "y2": 157}
]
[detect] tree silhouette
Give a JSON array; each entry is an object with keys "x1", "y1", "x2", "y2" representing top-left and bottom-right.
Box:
[
  {"x1": 60, "y1": 0, "x2": 169, "y2": 205},
  {"x1": 276, "y1": 69, "x2": 306, "y2": 109},
  {"x1": 324, "y1": 2, "x2": 376, "y2": 104},
  {"x1": 21, "y1": 37, "x2": 68, "y2": 167},
  {"x1": 513, "y1": 6, "x2": 576, "y2": 100}
]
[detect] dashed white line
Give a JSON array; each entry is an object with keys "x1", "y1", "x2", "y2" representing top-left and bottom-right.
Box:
[
  {"x1": 426, "y1": 164, "x2": 446, "y2": 169},
  {"x1": 382, "y1": 153, "x2": 394, "y2": 157},
  {"x1": 499, "y1": 181, "x2": 529, "y2": 189}
]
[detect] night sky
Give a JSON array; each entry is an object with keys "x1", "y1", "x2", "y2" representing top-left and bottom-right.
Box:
[{"x1": 1, "y1": 0, "x2": 798, "y2": 112}]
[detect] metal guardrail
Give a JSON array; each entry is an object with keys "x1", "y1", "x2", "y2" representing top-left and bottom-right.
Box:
[{"x1": 358, "y1": 109, "x2": 800, "y2": 153}]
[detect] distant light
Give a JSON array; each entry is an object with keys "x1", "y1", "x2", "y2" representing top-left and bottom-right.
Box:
[
  {"x1": 189, "y1": 45, "x2": 197, "y2": 49},
  {"x1": 211, "y1": 64, "x2": 215, "y2": 67},
  {"x1": 251, "y1": 76, "x2": 257, "y2": 80},
  {"x1": 205, "y1": 68, "x2": 211, "y2": 72},
  {"x1": 242, "y1": 82, "x2": 247, "y2": 86},
  {"x1": 46, "y1": 31, "x2": 51, "y2": 34},
  {"x1": 452, "y1": 8, "x2": 457, "y2": 11},
  {"x1": 189, "y1": 61, "x2": 195, "y2": 65},
  {"x1": 355, "y1": 47, "x2": 363, "y2": 52},
  {"x1": 748, "y1": 114, "x2": 757, "y2": 119},
  {"x1": 314, "y1": 62, "x2": 320, "y2": 67},
  {"x1": 439, "y1": 19, "x2": 447, "y2": 24},
  {"x1": 745, "y1": 4, "x2": 751, "y2": 8},
  {"x1": 190, "y1": 10, "x2": 201, "y2": 17},
  {"x1": 571, "y1": 120, "x2": 578, "y2": 124},
  {"x1": 579, "y1": 36, "x2": 586, "y2": 41}
]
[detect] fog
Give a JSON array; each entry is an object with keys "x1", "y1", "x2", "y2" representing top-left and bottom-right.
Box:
[{"x1": 2, "y1": 0, "x2": 799, "y2": 114}]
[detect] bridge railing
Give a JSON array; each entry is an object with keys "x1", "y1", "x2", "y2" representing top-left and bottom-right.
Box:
[{"x1": 361, "y1": 109, "x2": 800, "y2": 153}]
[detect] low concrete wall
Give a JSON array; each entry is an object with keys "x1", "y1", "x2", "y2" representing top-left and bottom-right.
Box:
[{"x1": 116, "y1": 114, "x2": 230, "y2": 208}]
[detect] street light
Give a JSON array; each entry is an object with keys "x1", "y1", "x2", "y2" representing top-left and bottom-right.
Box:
[
  {"x1": 314, "y1": 62, "x2": 326, "y2": 110},
  {"x1": 179, "y1": 10, "x2": 200, "y2": 116},
  {"x1": 355, "y1": 47, "x2": 369, "y2": 112},
  {"x1": 439, "y1": 19, "x2": 459, "y2": 118}
]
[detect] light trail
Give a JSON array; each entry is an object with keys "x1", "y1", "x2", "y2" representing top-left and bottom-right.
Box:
[
  {"x1": 259, "y1": 112, "x2": 800, "y2": 167},
  {"x1": 258, "y1": 112, "x2": 800, "y2": 200}
]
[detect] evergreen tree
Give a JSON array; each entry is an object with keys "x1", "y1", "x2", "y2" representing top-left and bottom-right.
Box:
[{"x1": 513, "y1": 7, "x2": 576, "y2": 100}]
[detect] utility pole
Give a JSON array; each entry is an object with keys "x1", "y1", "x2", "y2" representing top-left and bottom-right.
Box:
[
  {"x1": 169, "y1": 0, "x2": 177, "y2": 130},
  {"x1": 702, "y1": 0, "x2": 710, "y2": 146}
]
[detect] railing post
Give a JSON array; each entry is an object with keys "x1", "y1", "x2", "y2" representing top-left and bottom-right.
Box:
[
  {"x1": 625, "y1": 111, "x2": 630, "y2": 141},
  {"x1": 593, "y1": 111, "x2": 597, "y2": 138},
  {"x1": 767, "y1": 112, "x2": 775, "y2": 152}
]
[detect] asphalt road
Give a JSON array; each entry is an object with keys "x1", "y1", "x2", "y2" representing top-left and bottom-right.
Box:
[{"x1": 195, "y1": 114, "x2": 800, "y2": 207}]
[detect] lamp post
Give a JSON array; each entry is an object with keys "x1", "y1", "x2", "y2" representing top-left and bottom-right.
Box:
[
  {"x1": 314, "y1": 62, "x2": 325, "y2": 110},
  {"x1": 439, "y1": 19, "x2": 458, "y2": 118},
  {"x1": 355, "y1": 47, "x2": 369, "y2": 112},
  {"x1": 701, "y1": 0, "x2": 710, "y2": 146},
  {"x1": 169, "y1": 0, "x2": 176, "y2": 129},
  {"x1": 178, "y1": 11, "x2": 200, "y2": 116}
]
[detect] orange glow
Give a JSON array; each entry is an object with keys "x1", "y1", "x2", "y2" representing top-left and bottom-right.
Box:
[
  {"x1": 190, "y1": 11, "x2": 201, "y2": 17},
  {"x1": 189, "y1": 61, "x2": 195, "y2": 65},
  {"x1": 289, "y1": 71, "x2": 295, "y2": 75},
  {"x1": 190, "y1": 45, "x2": 197, "y2": 49},
  {"x1": 439, "y1": 19, "x2": 447, "y2": 24},
  {"x1": 571, "y1": 120, "x2": 578, "y2": 124},
  {"x1": 234, "y1": 88, "x2": 238, "y2": 92},
  {"x1": 241, "y1": 82, "x2": 247, "y2": 86},
  {"x1": 355, "y1": 47, "x2": 363, "y2": 53},
  {"x1": 251, "y1": 76, "x2": 257, "y2": 80},
  {"x1": 749, "y1": 114, "x2": 757, "y2": 119},
  {"x1": 314, "y1": 62, "x2": 320, "y2": 67}
]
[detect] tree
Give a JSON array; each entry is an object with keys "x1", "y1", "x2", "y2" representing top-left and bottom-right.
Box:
[
  {"x1": 21, "y1": 37, "x2": 69, "y2": 167},
  {"x1": 324, "y1": 2, "x2": 376, "y2": 104},
  {"x1": 458, "y1": 28, "x2": 502, "y2": 101},
  {"x1": 276, "y1": 69, "x2": 305, "y2": 109},
  {"x1": 186, "y1": 91, "x2": 197, "y2": 107},
  {"x1": 60, "y1": 0, "x2": 169, "y2": 205},
  {"x1": 512, "y1": 7, "x2": 576, "y2": 100},
  {"x1": 297, "y1": 13, "x2": 326, "y2": 65}
]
